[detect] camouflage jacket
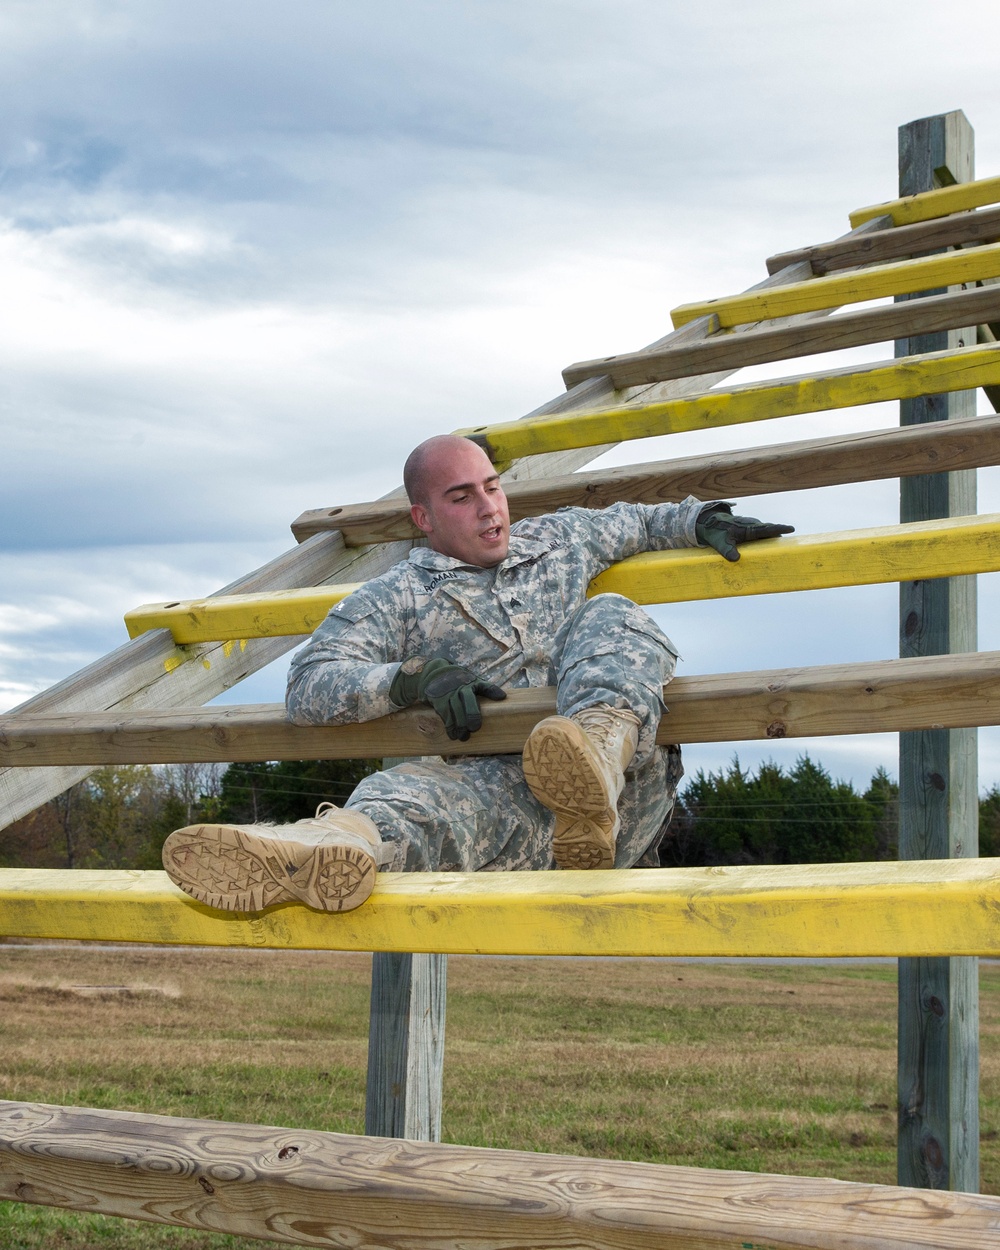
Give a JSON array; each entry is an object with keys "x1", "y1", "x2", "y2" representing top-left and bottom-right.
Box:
[{"x1": 285, "y1": 497, "x2": 710, "y2": 725}]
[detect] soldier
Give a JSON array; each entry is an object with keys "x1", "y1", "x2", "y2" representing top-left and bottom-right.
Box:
[{"x1": 163, "y1": 434, "x2": 792, "y2": 913}]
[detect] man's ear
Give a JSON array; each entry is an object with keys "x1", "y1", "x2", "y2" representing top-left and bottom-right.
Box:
[{"x1": 411, "y1": 501, "x2": 433, "y2": 535}]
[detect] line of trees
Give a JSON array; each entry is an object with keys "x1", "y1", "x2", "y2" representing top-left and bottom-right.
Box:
[
  {"x1": 0, "y1": 759, "x2": 379, "y2": 870},
  {"x1": 3, "y1": 753, "x2": 1000, "y2": 871},
  {"x1": 663, "y1": 755, "x2": 1000, "y2": 867}
]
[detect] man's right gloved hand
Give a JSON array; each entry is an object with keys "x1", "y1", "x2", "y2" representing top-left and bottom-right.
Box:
[{"x1": 390, "y1": 657, "x2": 507, "y2": 742}]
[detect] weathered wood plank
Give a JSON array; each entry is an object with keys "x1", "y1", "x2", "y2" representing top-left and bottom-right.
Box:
[
  {"x1": 123, "y1": 513, "x2": 1000, "y2": 644},
  {"x1": 4, "y1": 1100, "x2": 1000, "y2": 1250},
  {"x1": 4, "y1": 650, "x2": 1000, "y2": 765},
  {"x1": 2, "y1": 857, "x2": 1000, "y2": 957},
  {"x1": 670, "y1": 241, "x2": 1000, "y2": 330},
  {"x1": 561, "y1": 284, "x2": 1000, "y2": 391},
  {"x1": 895, "y1": 108, "x2": 979, "y2": 1196},
  {"x1": 292, "y1": 414, "x2": 1000, "y2": 546},
  {"x1": 850, "y1": 170, "x2": 1000, "y2": 227},
  {"x1": 767, "y1": 202, "x2": 1000, "y2": 275},
  {"x1": 462, "y1": 343, "x2": 1000, "y2": 467},
  {"x1": 1, "y1": 655, "x2": 1000, "y2": 760},
  {"x1": 365, "y1": 952, "x2": 446, "y2": 1141}
]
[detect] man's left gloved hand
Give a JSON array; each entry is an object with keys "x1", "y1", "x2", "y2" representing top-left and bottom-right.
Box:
[
  {"x1": 696, "y1": 503, "x2": 795, "y2": 563},
  {"x1": 390, "y1": 657, "x2": 507, "y2": 742}
]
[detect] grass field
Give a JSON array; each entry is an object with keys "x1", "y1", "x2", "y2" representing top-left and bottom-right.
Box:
[{"x1": 0, "y1": 944, "x2": 998, "y2": 1248}]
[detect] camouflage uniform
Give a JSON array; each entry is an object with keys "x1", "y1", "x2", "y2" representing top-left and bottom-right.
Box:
[{"x1": 286, "y1": 498, "x2": 711, "y2": 872}]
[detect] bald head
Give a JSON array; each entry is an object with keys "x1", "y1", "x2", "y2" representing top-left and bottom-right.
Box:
[
  {"x1": 404, "y1": 434, "x2": 510, "y2": 566},
  {"x1": 403, "y1": 435, "x2": 490, "y2": 506}
]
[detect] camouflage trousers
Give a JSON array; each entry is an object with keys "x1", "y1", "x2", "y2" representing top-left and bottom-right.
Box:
[{"x1": 346, "y1": 593, "x2": 684, "y2": 872}]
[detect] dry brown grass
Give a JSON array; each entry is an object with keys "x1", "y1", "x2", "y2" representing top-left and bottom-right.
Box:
[{"x1": 0, "y1": 945, "x2": 998, "y2": 1248}]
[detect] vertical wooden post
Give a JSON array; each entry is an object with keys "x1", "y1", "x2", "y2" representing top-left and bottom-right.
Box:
[
  {"x1": 365, "y1": 950, "x2": 447, "y2": 1140},
  {"x1": 364, "y1": 753, "x2": 447, "y2": 1142},
  {"x1": 896, "y1": 110, "x2": 980, "y2": 1193}
]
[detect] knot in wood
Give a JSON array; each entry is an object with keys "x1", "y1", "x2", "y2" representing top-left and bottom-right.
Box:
[{"x1": 766, "y1": 721, "x2": 787, "y2": 738}]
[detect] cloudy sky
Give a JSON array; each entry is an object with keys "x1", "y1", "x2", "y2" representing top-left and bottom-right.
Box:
[{"x1": 3, "y1": 0, "x2": 1000, "y2": 791}]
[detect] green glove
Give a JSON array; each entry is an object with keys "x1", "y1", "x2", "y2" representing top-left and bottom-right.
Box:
[
  {"x1": 390, "y1": 657, "x2": 507, "y2": 742},
  {"x1": 696, "y1": 504, "x2": 795, "y2": 563}
]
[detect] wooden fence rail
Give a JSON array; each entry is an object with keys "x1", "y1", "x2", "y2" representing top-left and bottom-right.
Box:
[
  {"x1": 2, "y1": 858, "x2": 1000, "y2": 957},
  {"x1": 2, "y1": 1099, "x2": 999, "y2": 1250},
  {"x1": 3, "y1": 651, "x2": 1000, "y2": 765}
]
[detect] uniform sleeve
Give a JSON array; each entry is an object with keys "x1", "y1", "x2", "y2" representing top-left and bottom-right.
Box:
[
  {"x1": 542, "y1": 496, "x2": 723, "y2": 577},
  {"x1": 285, "y1": 581, "x2": 410, "y2": 726}
]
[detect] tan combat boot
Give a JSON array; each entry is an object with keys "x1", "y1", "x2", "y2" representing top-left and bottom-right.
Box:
[
  {"x1": 521, "y1": 704, "x2": 640, "y2": 870},
  {"x1": 162, "y1": 803, "x2": 389, "y2": 914}
]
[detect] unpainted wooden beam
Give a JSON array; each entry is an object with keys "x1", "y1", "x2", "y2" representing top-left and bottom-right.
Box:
[
  {"x1": 561, "y1": 283, "x2": 1000, "y2": 391},
  {"x1": 4, "y1": 1100, "x2": 1000, "y2": 1250},
  {"x1": 766, "y1": 203, "x2": 1000, "y2": 275},
  {"x1": 4, "y1": 649, "x2": 1000, "y2": 765},
  {"x1": 292, "y1": 414, "x2": 1000, "y2": 546}
]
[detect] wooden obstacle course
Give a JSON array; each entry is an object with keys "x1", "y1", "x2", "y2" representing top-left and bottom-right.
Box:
[{"x1": 6, "y1": 109, "x2": 1000, "y2": 1235}]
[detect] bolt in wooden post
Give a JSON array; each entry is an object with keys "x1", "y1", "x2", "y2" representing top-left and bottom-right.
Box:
[{"x1": 896, "y1": 110, "x2": 980, "y2": 1193}]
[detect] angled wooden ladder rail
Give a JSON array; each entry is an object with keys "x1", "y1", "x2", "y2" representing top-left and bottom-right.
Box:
[
  {"x1": 124, "y1": 513, "x2": 1000, "y2": 643},
  {"x1": 4, "y1": 650, "x2": 1000, "y2": 766},
  {"x1": 2, "y1": 1099, "x2": 999, "y2": 1250}
]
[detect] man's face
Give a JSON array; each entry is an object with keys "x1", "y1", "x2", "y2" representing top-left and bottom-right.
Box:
[{"x1": 410, "y1": 440, "x2": 510, "y2": 566}]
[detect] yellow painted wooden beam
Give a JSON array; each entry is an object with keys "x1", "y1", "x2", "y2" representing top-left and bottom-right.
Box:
[
  {"x1": 669, "y1": 240, "x2": 1000, "y2": 329},
  {"x1": 124, "y1": 513, "x2": 1000, "y2": 643},
  {"x1": 124, "y1": 582, "x2": 363, "y2": 642},
  {"x1": 590, "y1": 513, "x2": 1000, "y2": 604},
  {"x1": 2, "y1": 859, "x2": 1000, "y2": 956},
  {"x1": 460, "y1": 343, "x2": 1000, "y2": 466},
  {"x1": 850, "y1": 172, "x2": 1000, "y2": 228}
]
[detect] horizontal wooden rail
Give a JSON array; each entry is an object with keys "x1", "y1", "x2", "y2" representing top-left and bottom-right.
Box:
[
  {"x1": 766, "y1": 201, "x2": 1000, "y2": 275},
  {"x1": 3, "y1": 858, "x2": 1000, "y2": 957},
  {"x1": 3, "y1": 1101, "x2": 1000, "y2": 1250},
  {"x1": 461, "y1": 342, "x2": 1000, "y2": 465},
  {"x1": 850, "y1": 171, "x2": 1000, "y2": 227},
  {"x1": 4, "y1": 650, "x2": 1000, "y2": 765},
  {"x1": 293, "y1": 415, "x2": 1000, "y2": 546},
  {"x1": 562, "y1": 283, "x2": 1000, "y2": 390},
  {"x1": 591, "y1": 512, "x2": 1000, "y2": 603},
  {"x1": 670, "y1": 241, "x2": 1000, "y2": 330},
  {"x1": 125, "y1": 513, "x2": 1000, "y2": 643}
]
